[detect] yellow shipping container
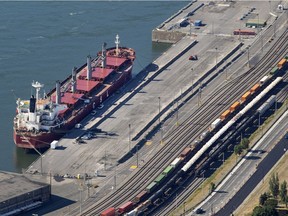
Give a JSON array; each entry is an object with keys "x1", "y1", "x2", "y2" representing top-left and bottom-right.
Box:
[
  {"x1": 250, "y1": 83, "x2": 260, "y2": 94},
  {"x1": 230, "y1": 101, "x2": 241, "y2": 112},
  {"x1": 278, "y1": 58, "x2": 287, "y2": 69},
  {"x1": 220, "y1": 110, "x2": 230, "y2": 121},
  {"x1": 241, "y1": 91, "x2": 251, "y2": 103}
]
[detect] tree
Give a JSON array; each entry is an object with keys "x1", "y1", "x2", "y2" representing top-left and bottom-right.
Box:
[
  {"x1": 280, "y1": 180, "x2": 288, "y2": 207},
  {"x1": 265, "y1": 198, "x2": 278, "y2": 209},
  {"x1": 262, "y1": 205, "x2": 278, "y2": 216},
  {"x1": 234, "y1": 144, "x2": 243, "y2": 156},
  {"x1": 210, "y1": 182, "x2": 216, "y2": 193},
  {"x1": 259, "y1": 192, "x2": 268, "y2": 206},
  {"x1": 240, "y1": 138, "x2": 250, "y2": 149},
  {"x1": 269, "y1": 173, "x2": 279, "y2": 198},
  {"x1": 252, "y1": 206, "x2": 264, "y2": 216},
  {"x1": 252, "y1": 205, "x2": 278, "y2": 216}
]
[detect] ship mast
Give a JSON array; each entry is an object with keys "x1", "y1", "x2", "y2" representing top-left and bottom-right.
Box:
[
  {"x1": 115, "y1": 34, "x2": 120, "y2": 56},
  {"x1": 71, "y1": 67, "x2": 77, "y2": 93},
  {"x1": 87, "y1": 55, "x2": 92, "y2": 80},
  {"x1": 32, "y1": 81, "x2": 44, "y2": 101},
  {"x1": 101, "y1": 43, "x2": 107, "y2": 68}
]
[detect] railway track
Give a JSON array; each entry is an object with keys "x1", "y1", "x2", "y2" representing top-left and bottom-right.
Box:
[
  {"x1": 78, "y1": 25, "x2": 288, "y2": 216},
  {"x1": 154, "y1": 75, "x2": 288, "y2": 216}
]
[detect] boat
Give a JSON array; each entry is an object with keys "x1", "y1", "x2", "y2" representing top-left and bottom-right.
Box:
[{"x1": 13, "y1": 35, "x2": 135, "y2": 149}]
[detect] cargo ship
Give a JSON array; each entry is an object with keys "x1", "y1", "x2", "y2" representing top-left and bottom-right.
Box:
[{"x1": 13, "y1": 35, "x2": 135, "y2": 149}]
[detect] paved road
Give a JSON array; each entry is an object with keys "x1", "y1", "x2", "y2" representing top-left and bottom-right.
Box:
[{"x1": 190, "y1": 110, "x2": 288, "y2": 216}]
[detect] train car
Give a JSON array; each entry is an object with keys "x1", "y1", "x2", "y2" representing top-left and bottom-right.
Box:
[
  {"x1": 257, "y1": 95, "x2": 276, "y2": 115},
  {"x1": 134, "y1": 190, "x2": 148, "y2": 203},
  {"x1": 259, "y1": 75, "x2": 269, "y2": 85},
  {"x1": 100, "y1": 207, "x2": 116, "y2": 216},
  {"x1": 270, "y1": 66, "x2": 279, "y2": 75},
  {"x1": 220, "y1": 110, "x2": 230, "y2": 121},
  {"x1": 162, "y1": 165, "x2": 174, "y2": 176},
  {"x1": 137, "y1": 200, "x2": 151, "y2": 212},
  {"x1": 154, "y1": 174, "x2": 165, "y2": 184},
  {"x1": 180, "y1": 147, "x2": 192, "y2": 158},
  {"x1": 210, "y1": 118, "x2": 221, "y2": 130},
  {"x1": 233, "y1": 29, "x2": 256, "y2": 36},
  {"x1": 230, "y1": 101, "x2": 241, "y2": 112},
  {"x1": 241, "y1": 91, "x2": 251, "y2": 103},
  {"x1": 149, "y1": 188, "x2": 164, "y2": 203},
  {"x1": 146, "y1": 182, "x2": 157, "y2": 193},
  {"x1": 250, "y1": 83, "x2": 260, "y2": 94},
  {"x1": 278, "y1": 58, "x2": 287, "y2": 69},
  {"x1": 118, "y1": 201, "x2": 134, "y2": 214},
  {"x1": 171, "y1": 157, "x2": 182, "y2": 167}
]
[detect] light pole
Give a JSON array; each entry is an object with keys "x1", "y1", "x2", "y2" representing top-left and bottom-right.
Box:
[
  {"x1": 129, "y1": 124, "x2": 131, "y2": 152},
  {"x1": 176, "y1": 100, "x2": 179, "y2": 126},
  {"x1": 136, "y1": 145, "x2": 139, "y2": 167},
  {"x1": 257, "y1": 13, "x2": 260, "y2": 35},
  {"x1": 184, "y1": 201, "x2": 186, "y2": 215},
  {"x1": 215, "y1": 47, "x2": 218, "y2": 71},
  {"x1": 191, "y1": 68, "x2": 194, "y2": 88},
  {"x1": 158, "y1": 96, "x2": 161, "y2": 124},
  {"x1": 247, "y1": 45, "x2": 250, "y2": 68}
]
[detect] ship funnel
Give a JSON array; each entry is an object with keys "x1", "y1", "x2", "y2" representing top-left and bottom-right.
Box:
[
  {"x1": 71, "y1": 67, "x2": 77, "y2": 93},
  {"x1": 101, "y1": 42, "x2": 107, "y2": 68},
  {"x1": 56, "y1": 80, "x2": 61, "y2": 104},
  {"x1": 87, "y1": 55, "x2": 92, "y2": 80},
  {"x1": 32, "y1": 81, "x2": 44, "y2": 101},
  {"x1": 29, "y1": 95, "x2": 36, "y2": 113},
  {"x1": 115, "y1": 34, "x2": 120, "y2": 56}
]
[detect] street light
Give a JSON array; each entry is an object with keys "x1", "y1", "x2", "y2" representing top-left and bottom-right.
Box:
[
  {"x1": 158, "y1": 97, "x2": 161, "y2": 124},
  {"x1": 128, "y1": 124, "x2": 131, "y2": 152},
  {"x1": 247, "y1": 45, "x2": 251, "y2": 68},
  {"x1": 184, "y1": 201, "x2": 186, "y2": 215},
  {"x1": 215, "y1": 47, "x2": 218, "y2": 71}
]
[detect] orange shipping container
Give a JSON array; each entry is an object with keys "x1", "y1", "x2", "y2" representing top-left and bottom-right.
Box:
[
  {"x1": 220, "y1": 110, "x2": 230, "y2": 121},
  {"x1": 241, "y1": 91, "x2": 251, "y2": 103},
  {"x1": 230, "y1": 101, "x2": 240, "y2": 112},
  {"x1": 278, "y1": 58, "x2": 287, "y2": 69},
  {"x1": 250, "y1": 83, "x2": 260, "y2": 94}
]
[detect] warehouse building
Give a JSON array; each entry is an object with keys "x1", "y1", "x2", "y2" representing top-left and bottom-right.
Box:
[{"x1": 0, "y1": 171, "x2": 50, "y2": 215}]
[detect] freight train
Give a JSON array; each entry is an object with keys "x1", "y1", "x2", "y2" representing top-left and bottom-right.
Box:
[{"x1": 100, "y1": 56, "x2": 287, "y2": 216}]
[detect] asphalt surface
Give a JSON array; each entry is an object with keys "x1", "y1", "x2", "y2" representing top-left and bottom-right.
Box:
[{"x1": 214, "y1": 113, "x2": 288, "y2": 216}]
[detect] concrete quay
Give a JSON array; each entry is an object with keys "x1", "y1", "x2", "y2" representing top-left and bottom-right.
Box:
[
  {"x1": 24, "y1": 34, "x2": 243, "y2": 215},
  {"x1": 152, "y1": 0, "x2": 283, "y2": 43},
  {"x1": 21, "y1": 1, "x2": 287, "y2": 215}
]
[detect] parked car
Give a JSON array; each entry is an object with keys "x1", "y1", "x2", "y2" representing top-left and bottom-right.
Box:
[
  {"x1": 189, "y1": 55, "x2": 198, "y2": 60},
  {"x1": 195, "y1": 208, "x2": 205, "y2": 214}
]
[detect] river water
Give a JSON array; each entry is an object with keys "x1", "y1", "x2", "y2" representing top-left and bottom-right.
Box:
[{"x1": 0, "y1": 1, "x2": 188, "y2": 172}]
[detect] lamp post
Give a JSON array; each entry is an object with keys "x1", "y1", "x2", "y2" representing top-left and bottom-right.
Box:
[
  {"x1": 215, "y1": 47, "x2": 218, "y2": 71},
  {"x1": 247, "y1": 45, "x2": 250, "y2": 68},
  {"x1": 158, "y1": 96, "x2": 161, "y2": 125},
  {"x1": 129, "y1": 124, "x2": 131, "y2": 152},
  {"x1": 191, "y1": 68, "x2": 194, "y2": 89},
  {"x1": 184, "y1": 201, "x2": 186, "y2": 215}
]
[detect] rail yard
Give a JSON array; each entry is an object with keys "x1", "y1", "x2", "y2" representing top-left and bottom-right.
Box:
[{"x1": 17, "y1": 1, "x2": 288, "y2": 216}]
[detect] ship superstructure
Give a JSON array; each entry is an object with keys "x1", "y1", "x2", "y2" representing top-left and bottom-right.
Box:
[{"x1": 14, "y1": 35, "x2": 135, "y2": 149}]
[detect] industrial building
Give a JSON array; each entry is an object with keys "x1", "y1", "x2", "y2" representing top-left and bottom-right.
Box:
[{"x1": 0, "y1": 172, "x2": 50, "y2": 215}]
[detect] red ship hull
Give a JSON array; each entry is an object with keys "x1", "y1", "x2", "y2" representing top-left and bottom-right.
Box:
[{"x1": 14, "y1": 45, "x2": 134, "y2": 150}]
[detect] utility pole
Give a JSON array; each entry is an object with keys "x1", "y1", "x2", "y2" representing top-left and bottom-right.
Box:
[
  {"x1": 158, "y1": 97, "x2": 161, "y2": 124},
  {"x1": 136, "y1": 145, "x2": 139, "y2": 167},
  {"x1": 128, "y1": 123, "x2": 131, "y2": 152}
]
